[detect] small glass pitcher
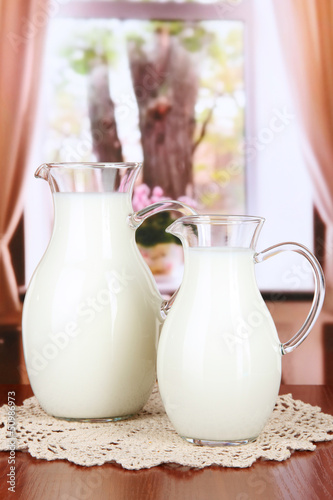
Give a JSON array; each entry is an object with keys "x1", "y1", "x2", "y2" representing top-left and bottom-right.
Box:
[
  {"x1": 157, "y1": 215, "x2": 325, "y2": 445},
  {"x1": 22, "y1": 162, "x2": 196, "y2": 421}
]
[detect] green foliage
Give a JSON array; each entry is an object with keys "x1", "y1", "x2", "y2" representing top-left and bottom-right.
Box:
[
  {"x1": 135, "y1": 212, "x2": 181, "y2": 247},
  {"x1": 140, "y1": 21, "x2": 216, "y2": 54},
  {"x1": 149, "y1": 20, "x2": 185, "y2": 37},
  {"x1": 225, "y1": 29, "x2": 244, "y2": 59},
  {"x1": 194, "y1": 163, "x2": 207, "y2": 172},
  {"x1": 60, "y1": 28, "x2": 118, "y2": 75},
  {"x1": 200, "y1": 191, "x2": 220, "y2": 207},
  {"x1": 126, "y1": 33, "x2": 145, "y2": 50}
]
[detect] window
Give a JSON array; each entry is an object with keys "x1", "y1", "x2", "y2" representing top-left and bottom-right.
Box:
[
  {"x1": 25, "y1": 0, "x2": 314, "y2": 293},
  {"x1": 44, "y1": 4, "x2": 247, "y2": 214}
]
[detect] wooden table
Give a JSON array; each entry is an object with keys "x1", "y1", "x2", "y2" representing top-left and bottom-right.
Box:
[{"x1": 0, "y1": 385, "x2": 332, "y2": 500}]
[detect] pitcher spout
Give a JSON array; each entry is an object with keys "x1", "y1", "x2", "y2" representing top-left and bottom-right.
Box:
[
  {"x1": 35, "y1": 163, "x2": 50, "y2": 181},
  {"x1": 165, "y1": 220, "x2": 186, "y2": 241}
]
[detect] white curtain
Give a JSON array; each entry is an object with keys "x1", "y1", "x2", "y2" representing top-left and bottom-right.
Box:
[{"x1": 273, "y1": 0, "x2": 333, "y2": 305}]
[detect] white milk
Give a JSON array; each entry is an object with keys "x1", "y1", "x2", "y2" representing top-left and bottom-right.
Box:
[
  {"x1": 157, "y1": 247, "x2": 282, "y2": 442},
  {"x1": 23, "y1": 192, "x2": 162, "y2": 419}
]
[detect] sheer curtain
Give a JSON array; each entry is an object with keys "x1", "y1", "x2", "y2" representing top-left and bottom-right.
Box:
[
  {"x1": 0, "y1": 0, "x2": 48, "y2": 324},
  {"x1": 273, "y1": 0, "x2": 333, "y2": 305}
]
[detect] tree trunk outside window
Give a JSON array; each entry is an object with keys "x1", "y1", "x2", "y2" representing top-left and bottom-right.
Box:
[{"x1": 129, "y1": 30, "x2": 198, "y2": 199}]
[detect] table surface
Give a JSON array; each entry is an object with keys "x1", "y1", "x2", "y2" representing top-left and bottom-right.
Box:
[{"x1": 0, "y1": 385, "x2": 332, "y2": 500}]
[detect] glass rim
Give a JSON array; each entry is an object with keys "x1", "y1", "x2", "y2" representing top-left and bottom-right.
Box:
[
  {"x1": 175, "y1": 214, "x2": 265, "y2": 225},
  {"x1": 39, "y1": 162, "x2": 142, "y2": 169}
]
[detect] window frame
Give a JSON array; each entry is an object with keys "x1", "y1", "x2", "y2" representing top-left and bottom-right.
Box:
[{"x1": 57, "y1": 1, "x2": 252, "y2": 23}]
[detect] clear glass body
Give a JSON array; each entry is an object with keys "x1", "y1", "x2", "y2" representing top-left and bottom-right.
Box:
[
  {"x1": 22, "y1": 163, "x2": 196, "y2": 421},
  {"x1": 157, "y1": 215, "x2": 325, "y2": 445}
]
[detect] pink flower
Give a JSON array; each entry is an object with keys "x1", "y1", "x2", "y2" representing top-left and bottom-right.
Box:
[
  {"x1": 135, "y1": 184, "x2": 150, "y2": 197},
  {"x1": 152, "y1": 186, "x2": 164, "y2": 197},
  {"x1": 151, "y1": 186, "x2": 170, "y2": 204},
  {"x1": 132, "y1": 183, "x2": 151, "y2": 211},
  {"x1": 132, "y1": 183, "x2": 197, "y2": 211}
]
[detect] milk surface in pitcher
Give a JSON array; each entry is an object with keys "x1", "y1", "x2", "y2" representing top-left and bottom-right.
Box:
[
  {"x1": 23, "y1": 192, "x2": 162, "y2": 419},
  {"x1": 157, "y1": 247, "x2": 282, "y2": 442}
]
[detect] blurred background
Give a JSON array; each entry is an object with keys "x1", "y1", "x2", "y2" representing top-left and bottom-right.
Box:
[{"x1": 1, "y1": 0, "x2": 333, "y2": 384}]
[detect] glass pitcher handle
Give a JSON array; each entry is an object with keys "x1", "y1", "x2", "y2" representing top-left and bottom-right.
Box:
[
  {"x1": 128, "y1": 200, "x2": 197, "y2": 229},
  {"x1": 128, "y1": 200, "x2": 197, "y2": 315},
  {"x1": 254, "y1": 242, "x2": 325, "y2": 354}
]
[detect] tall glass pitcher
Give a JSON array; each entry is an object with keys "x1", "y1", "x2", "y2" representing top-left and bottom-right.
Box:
[
  {"x1": 157, "y1": 215, "x2": 325, "y2": 445},
  {"x1": 22, "y1": 162, "x2": 196, "y2": 421}
]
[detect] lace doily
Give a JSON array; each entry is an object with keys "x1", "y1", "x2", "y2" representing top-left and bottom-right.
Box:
[{"x1": 1, "y1": 386, "x2": 333, "y2": 469}]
